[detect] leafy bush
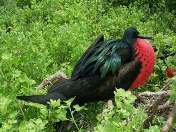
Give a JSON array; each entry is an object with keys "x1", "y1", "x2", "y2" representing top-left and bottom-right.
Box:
[{"x1": 94, "y1": 89, "x2": 147, "y2": 132}]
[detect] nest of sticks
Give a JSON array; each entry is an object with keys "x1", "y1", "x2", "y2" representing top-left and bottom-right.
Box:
[{"x1": 36, "y1": 71, "x2": 176, "y2": 132}]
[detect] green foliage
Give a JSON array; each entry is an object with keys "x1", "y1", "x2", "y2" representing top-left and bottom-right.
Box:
[
  {"x1": 144, "y1": 126, "x2": 160, "y2": 132},
  {"x1": 0, "y1": 0, "x2": 176, "y2": 131},
  {"x1": 94, "y1": 89, "x2": 147, "y2": 132},
  {"x1": 19, "y1": 119, "x2": 47, "y2": 132},
  {"x1": 170, "y1": 77, "x2": 176, "y2": 101}
]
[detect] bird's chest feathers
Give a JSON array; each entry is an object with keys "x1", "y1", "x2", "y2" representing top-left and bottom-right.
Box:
[
  {"x1": 130, "y1": 39, "x2": 155, "y2": 89},
  {"x1": 96, "y1": 73, "x2": 119, "y2": 96}
]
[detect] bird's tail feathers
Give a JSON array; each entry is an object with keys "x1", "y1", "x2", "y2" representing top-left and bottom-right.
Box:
[
  {"x1": 17, "y1": 95, "x2": 49, "y2": 104},
  {"x1": 17, "y1": 93, "x2": 66, "y2": 105}
]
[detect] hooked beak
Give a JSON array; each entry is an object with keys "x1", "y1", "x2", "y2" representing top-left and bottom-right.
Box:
[{"x1": 137, "y1": 35, "x2": 153, "y2": 40}]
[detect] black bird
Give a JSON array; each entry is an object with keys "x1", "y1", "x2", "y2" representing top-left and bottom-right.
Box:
[{"x1": 17, "y1": 27, "x2": 154, "y2": 105}]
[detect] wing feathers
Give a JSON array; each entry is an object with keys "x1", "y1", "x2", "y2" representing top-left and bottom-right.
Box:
[
  {"x1": 71, "y1": 34, "x2": 104, "y2": 78},
  {"x1": 72, "y1": 34, "x2": 132, "y2": 79}
]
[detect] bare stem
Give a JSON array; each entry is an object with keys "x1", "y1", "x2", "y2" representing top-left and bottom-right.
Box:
[
  {"x1": 69, "y1": 107, "x2": 80, "y2": 131},
  {"x1": 161, "y1": 102, "x2": 176, "y2": 132},
  {"x1": 16, "y1": 101, "x2": 26, "y2": 120}
]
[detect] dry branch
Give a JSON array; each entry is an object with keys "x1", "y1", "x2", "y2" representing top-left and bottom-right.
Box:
[
  {"x1": 158, "y1": 100, "x2": 172, "y2": 111},
  {"x1": 161, "y1": 102, "x2": 176, "y2": 132},
  {"x1": 137, "y1": 90, "x2": 171, "y2": 97},
  {"x1": 37, "y1": 70, "x2": 68, "y2": 90},
  {"x1": 136, "y1": 80, "x2": 174, "y2": 129}
]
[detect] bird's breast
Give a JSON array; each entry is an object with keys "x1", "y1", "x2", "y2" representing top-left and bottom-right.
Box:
[{"x1": 130, "y1": 38, "x2": 155, "y2": 89}]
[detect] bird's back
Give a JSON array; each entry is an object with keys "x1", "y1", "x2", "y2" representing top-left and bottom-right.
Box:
[{"x1": 72, "y1": 37, "x2": 133, "y2": 80}]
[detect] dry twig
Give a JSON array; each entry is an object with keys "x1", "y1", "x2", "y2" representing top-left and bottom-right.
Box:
[
  {"x1": 137, "y1": 90, "x2": 171, "y2": 97},
  {"x1": 37, "y1": 70, "x2": 68, "y2": 90},
  {"x1": 136, "y1": 80, "x2": 174, "y2": 128},
  {"x1": 161, "y1": 102, "x2": 176, "y2": 132},
  {"x1": 158, "y1": 100, "x2": 172, "y2": 111}
]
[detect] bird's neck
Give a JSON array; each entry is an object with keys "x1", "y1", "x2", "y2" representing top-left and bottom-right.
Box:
[{"x1": 121, "y1": 39, "x2": 135, "y2": 59}]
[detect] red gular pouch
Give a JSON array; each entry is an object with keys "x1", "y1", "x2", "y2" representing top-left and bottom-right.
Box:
[
  {"x1": 130, "y1": 38, "x2": 155, "y2": 90},
  {"x1": 165, "y1": 67, "x2": 176, "y2": 78}
]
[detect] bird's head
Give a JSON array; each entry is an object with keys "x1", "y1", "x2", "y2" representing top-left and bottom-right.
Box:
[{"x1": 122, "y1": 27, "x2": 152, "y2": 44}]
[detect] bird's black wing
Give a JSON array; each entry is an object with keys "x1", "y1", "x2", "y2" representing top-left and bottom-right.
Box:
[
  {"x1": 72, "y1": 37, "x2": 133, "y2": 80},
  {"x1": 71, "y1": 34, "x2": 104, "y2": 78}
]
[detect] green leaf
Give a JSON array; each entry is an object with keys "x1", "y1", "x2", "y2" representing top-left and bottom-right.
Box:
[
  {"x1": 54, "y1": 108, "x2": 67, "y2": 121},
  {"x1": 1, "y1": 53, "x2": 12, "y2": 60},
  {"x1": 0, "y1": 96, "x2": 11, "y2": 115},
  {"x1": 48, "y1": 99, "x2": 61, "y2": 108},
  {"x1": 144, "y1": 125, "x2": 160, "y2": 132},
  {"x1": 64, "y1": 97, "x2": 75, "y2": 107},
  {"x1": 73, "y1": 104, "x2": 87, "y2": 111}
]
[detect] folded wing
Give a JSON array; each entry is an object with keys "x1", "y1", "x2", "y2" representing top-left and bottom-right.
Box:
[{"x1": 72, "y1": 34, "x2": 131, "y2": 80}]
